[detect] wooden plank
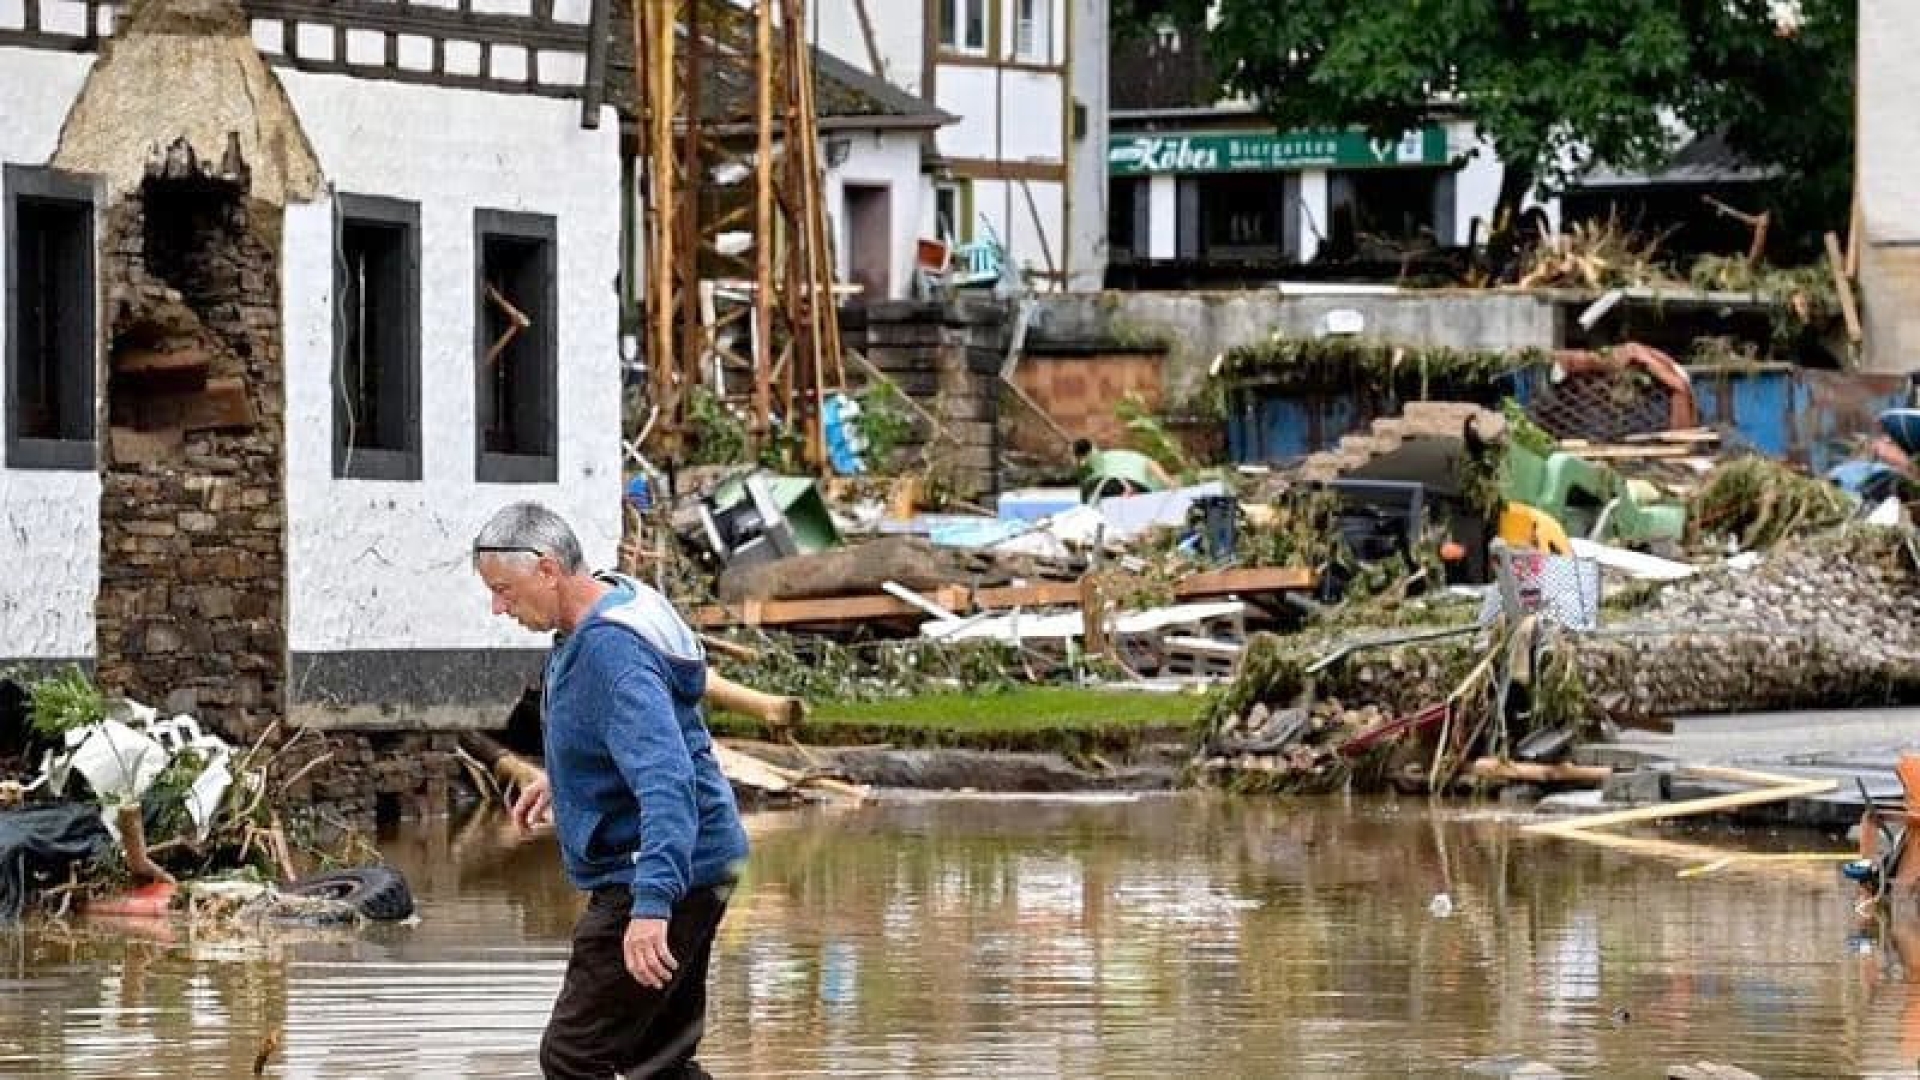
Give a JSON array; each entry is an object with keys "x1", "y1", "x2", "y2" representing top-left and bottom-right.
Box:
[
  {"x1": 1620, "y1": 428, "x2": 1718, "y2": 444},
  {"x1": 691, "y1": 568, "x2": 1316, "y2": 629},
  {"x1": 1554, "y1": 444, "x2": 1697, "y2": 460},
  {"x1": 1523, "y1": 777, "x2": 1835, "y2": 836},
  {"x1": 1827, "y1": 230, "x2": 1864, "y2": 343},
  {"x1": 1175, "y1": 567, "x2": 1317, "y2": 595}
]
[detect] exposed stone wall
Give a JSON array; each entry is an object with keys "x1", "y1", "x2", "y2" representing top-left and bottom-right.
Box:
[
  {"x1": 843, "y1": 300, "x2": 1007, "y2": 496},
  {"x1": 95, "y1": 168, "x2": 287, "y2": 744},
  {"x1": 276, "y1": 733, "x2": 470, "y2": 825}
]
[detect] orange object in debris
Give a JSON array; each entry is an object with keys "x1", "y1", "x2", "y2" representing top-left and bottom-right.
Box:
[
  {"x1": 86, "y1": 880, "x2": 178, "y2": 918},
  {"x1": 1439, "y1": 540, "x2": 1467, "y2": 563},
  {"x1": 1497, "y1": 502, "x2": 1573, "y2": 556}
]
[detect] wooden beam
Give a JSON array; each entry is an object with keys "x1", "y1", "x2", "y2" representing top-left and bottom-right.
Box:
[
  {"x1": 689, "y1": 567, "x2": 1317, "y2": 628},
  {"x1": 1826, "y1": 230, "x2": 1864, "y2": 344},
  {"x1": 1523, "y1": 777, "x2": 1835, "y2": 836}
]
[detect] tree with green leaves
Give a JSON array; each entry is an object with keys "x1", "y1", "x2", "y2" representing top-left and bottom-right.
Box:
[{"x1": 1115, "y1": 0, "x2": 1854, "y2": 261}]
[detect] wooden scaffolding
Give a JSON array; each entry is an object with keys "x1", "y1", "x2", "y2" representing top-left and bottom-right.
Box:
[{"x1": 633, "y1": 0, "x2": 845, "y2": 469}]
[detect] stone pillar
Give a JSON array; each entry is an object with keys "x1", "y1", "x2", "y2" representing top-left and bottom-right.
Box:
[
  {"x1": 94, "y1": 152, "x2": 287, "y2": 742},
  {"x1": 842, "y1": 299, "x2": 1009, "y2": 497}
]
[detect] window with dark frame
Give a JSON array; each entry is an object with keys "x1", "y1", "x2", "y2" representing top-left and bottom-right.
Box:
[
  {"x1": 5, "y1": 165, "x2": 97, "y2": 471},
  {"x1": 474, "y1": 210, "x2": 557, "y2": 484},
  {"x1": 938, "y1": 0, "x2": 987, "y2": 54},
  {"x1": 333, "y1": 194, "x2": 421, "y2": 481}
]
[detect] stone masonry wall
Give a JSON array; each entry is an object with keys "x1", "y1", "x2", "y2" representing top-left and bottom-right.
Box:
[
  {"x1": 843, "y1": 300, "x2": 1008, "y2": 497},
  {"x1": 95, "y1": 169, "x2": 287, "y2": 744},
  {"x1": 275, "y1": 733, "x2": 470, "y2": 826}
]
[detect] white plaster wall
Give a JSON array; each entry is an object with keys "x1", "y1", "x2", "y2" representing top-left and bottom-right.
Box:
[
  {"x1": 1862, "y1": 0, "x2": 1920, "y2": 233},
  {"x1": 1005, "y1": 178, "x2": 1064, "y2": 279},
  {"x1": 825, "y1": 129, "x2": 926, "y2": 300},
  {"x1": 1065, "y1": 0, "x2": 1108, "y2": 290},
  {"x1": 1859, "y1": 0, "x2": 1920, "y2": 373},
  {"x1": 933, "y1": 65, "x2": 999, "y2": 158},
  {"x1": 812, "y1": 0, "x2": 926, "y2": 94},
  {"x1": 999, "y1": 68, "x2": 1064, "y2": 162},
  {"x1": 278, "y1": 72, "x2": 622, "y2": 653},
  {"x1": 0, "y1": 47, "x2": 100, "y2": 661},
  {"x1": 971, "y1": 177, "x2": 1009, "y2": 254}
]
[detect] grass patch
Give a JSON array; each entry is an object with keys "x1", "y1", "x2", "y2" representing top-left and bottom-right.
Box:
[{"x1": 709, "y1": 686, "x2": 1207, "y2": 753}]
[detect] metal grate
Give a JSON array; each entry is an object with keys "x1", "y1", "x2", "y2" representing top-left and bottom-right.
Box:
[{"x1": 1527, "y1": 370, "x2": 1674, "y2": 443}]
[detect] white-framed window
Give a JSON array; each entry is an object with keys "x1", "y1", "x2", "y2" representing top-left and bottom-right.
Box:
[
  {"x1": 933, "y1": 180, "x2": 971, "y2": 243},
  {"x1": 937, "y1": 0, "x2": 987, "y2": 55},
  {"x1": 1013, "y1": 0, "x2": 1052, "y2": 63}
]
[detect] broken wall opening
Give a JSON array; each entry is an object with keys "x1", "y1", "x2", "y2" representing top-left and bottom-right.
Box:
[{"x1": 95, "y1": 137, "x2": 287, "y2": 742}]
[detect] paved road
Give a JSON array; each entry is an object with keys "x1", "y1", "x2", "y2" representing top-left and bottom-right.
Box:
[{"x1": 1572, "y1": 706, "x2": 1920, "y2": 826}]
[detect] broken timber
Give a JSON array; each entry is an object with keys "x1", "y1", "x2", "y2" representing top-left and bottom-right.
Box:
[{"x1": 689, "y1": 567, "x2": 1317, "y2": 629}]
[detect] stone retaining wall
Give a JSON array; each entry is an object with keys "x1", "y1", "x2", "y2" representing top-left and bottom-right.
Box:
[{"x1": 842, "y1": 300, "x2": 1007, "y2": 496}]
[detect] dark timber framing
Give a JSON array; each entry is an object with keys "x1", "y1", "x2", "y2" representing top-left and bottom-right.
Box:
[
  {"x1": 473, "y1": 208, "x2": 558, "y2": 484},
  {"x1": 4, "y1": 164, "x2": 99, "y2": 472},
  {"x1": 333, "y1": 192, "x2": 423, "y2": 481}
]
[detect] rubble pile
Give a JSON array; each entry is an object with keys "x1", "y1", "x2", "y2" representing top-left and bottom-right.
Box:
[{"x1": 1576, "y1": 529, "x2": 1920, "y2": 723}]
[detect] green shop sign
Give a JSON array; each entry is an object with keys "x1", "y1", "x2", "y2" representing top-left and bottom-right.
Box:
[{"x1": 1109, "y1": 127, "x2": 1448, "y2": 176}]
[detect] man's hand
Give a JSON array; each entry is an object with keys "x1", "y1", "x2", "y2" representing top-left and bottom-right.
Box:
[
  {"x1": 623, "y1": 918, "x2": 678, "y2": 989},
  {"x1": 509, "y1": 772, "x2": 553, "y2": 832}
]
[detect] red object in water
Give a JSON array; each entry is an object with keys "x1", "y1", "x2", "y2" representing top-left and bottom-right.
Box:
[
  {"x1": 86, "y1": 881, "x2": 178, "y2": 918},
  {"x1": 1337, "y1": 702, "x2": 1451, "y2": 759}
]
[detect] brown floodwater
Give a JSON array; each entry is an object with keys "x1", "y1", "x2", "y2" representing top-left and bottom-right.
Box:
[{"x1": 0, "y1": 793, "x2": 1908, "y2": 1078}]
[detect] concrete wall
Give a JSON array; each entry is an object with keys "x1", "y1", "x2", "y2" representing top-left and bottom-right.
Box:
[
  {"x1": 0, "y1": 46, "x2": 100, "y2": 666},
  {"x1": 825, "y1": 129, "x2": 927, "y2": 300},
  {"x1": 1858, "y1": 0, "x2": 1920, "y2": 375},
  {"x1": 278, "y1": 72, "x2": 623, "y2": 675},
  {"x1": 1032, "y1": 290, "x2": 1563, "y2": 405}
]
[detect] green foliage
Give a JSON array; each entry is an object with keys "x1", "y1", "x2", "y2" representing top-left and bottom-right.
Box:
[
  {"x1": 852, "y1": 383, "x2": 917, "y2": 471},
  {"x1": 1688, "y1": 455, "x2": 1853, "y2": 550},
  {"x1": 144, "y1": 748, "x2": 209, "y2": 842},
  {"x1": 27, "y1": 666, "x2": 104, "y2": 739},
  {"x1": 685, "y1": 386, "x2": 749, "y2": 466},
  {"x1": 1220, "y1": 336, "x2": 1546, "y2": 399},
  {"x1": 1114, "y1": 393, "x2": 1195, "y2": 476},
  {"x1": 1201, "y1": 0, "x2": 1854, "y2": 250},
  {"x1": 1238, "y1": 488, "x2": 1344, "y2": 569},
  {"x1": 1688, "y1": 258, "x2": 1839, "y2": 348},
  {"x1": 707, "y1": 686, "x2": 1203, "y2": 753},
  {"x1": 1501, "y1": 397, "x2": 1556, "y2": 457}
]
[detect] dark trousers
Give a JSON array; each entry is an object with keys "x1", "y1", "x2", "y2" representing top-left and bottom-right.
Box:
[{"x1": 540, "y1": 882, "x2": 732, "y2": 1079}]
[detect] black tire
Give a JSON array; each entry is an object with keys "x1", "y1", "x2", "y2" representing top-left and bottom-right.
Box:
[{"x1": 283, "y1": 867, "x2": 415, "y2": 921}]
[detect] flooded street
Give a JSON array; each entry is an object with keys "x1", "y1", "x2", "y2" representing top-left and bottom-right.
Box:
[{"x1": 1, "y1": 794, "x2": 1907, "y2": 1078}]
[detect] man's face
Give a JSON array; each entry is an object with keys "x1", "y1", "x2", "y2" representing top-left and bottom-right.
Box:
[{"x1": 477, "y1": 554, "x2": 561, "y2": 632}]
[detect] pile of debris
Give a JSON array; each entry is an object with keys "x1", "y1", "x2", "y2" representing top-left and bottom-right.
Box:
[{"x1": 0, "y1": 670, "x2": 411, "y2": 924}]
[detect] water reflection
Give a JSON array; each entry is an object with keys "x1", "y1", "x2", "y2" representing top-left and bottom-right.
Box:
[{"x1": 0, "y1": 795, "x2": 1907, "y2": 1077}]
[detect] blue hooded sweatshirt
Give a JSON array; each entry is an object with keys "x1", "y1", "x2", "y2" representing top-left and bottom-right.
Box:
[{"x1": 542, "y1": 572, "x2": 749, "y2": 919}]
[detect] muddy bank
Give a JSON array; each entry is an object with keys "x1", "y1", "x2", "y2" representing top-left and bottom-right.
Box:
[{"x1": 734, "y1": 740, "x2": 1187, "y2": 792}]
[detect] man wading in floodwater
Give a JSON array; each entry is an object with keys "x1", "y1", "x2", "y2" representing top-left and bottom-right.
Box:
[{"x1": 472, "y1": 501, "x2": 749, "y2": 1079}]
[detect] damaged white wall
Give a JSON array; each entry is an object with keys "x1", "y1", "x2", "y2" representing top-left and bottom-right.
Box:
[
  {"x1": 0, "y1": 46, "x2": 101, "y2": 665},
  {"x1": 278, "y1": 72, "x2": 624, "y2": 657},
  {"x1": 824, "y1": 129, "x2": 929, "y2": 301}
]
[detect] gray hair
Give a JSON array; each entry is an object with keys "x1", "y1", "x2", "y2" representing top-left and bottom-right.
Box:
[{"x1": 472, "y1": 502, "x2": 585, "y2": 573}]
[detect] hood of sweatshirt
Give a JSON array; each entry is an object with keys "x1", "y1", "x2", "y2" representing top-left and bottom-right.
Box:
[{"x1": 579, "y1": 571, "x2": 708, "y2": 703}]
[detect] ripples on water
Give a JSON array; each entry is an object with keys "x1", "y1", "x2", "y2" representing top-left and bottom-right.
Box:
[{"x1": 0, "y1": 795, "x2": 1904, "y2": 1078}]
